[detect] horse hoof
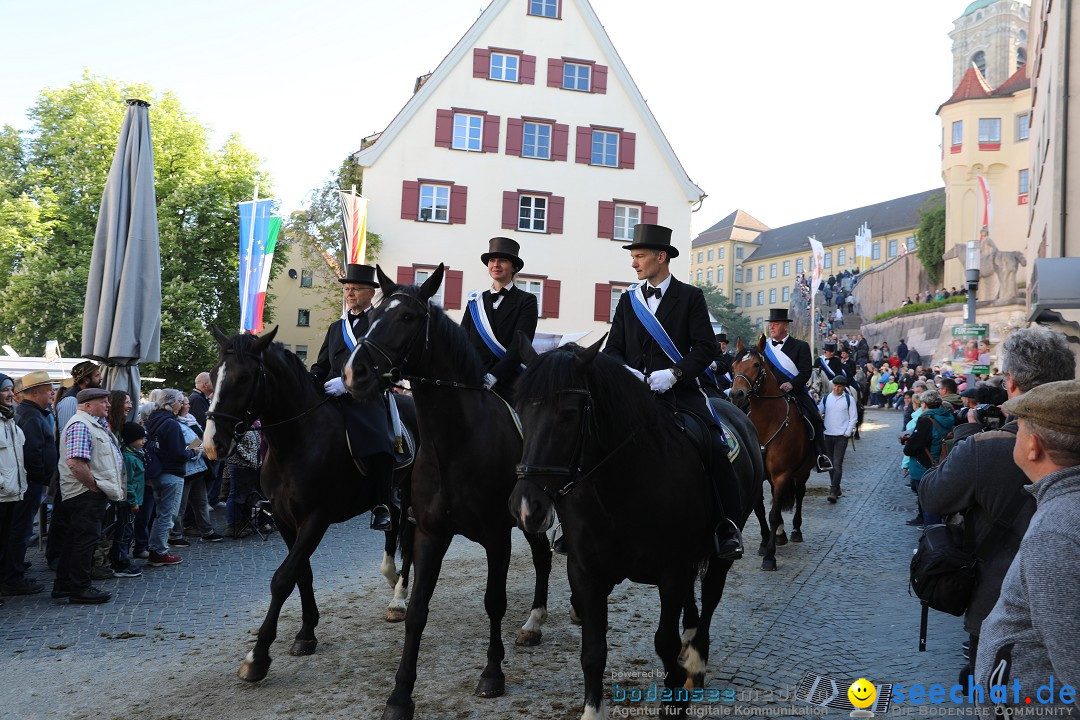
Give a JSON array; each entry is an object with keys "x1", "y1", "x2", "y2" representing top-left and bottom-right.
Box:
[
  {"x1": 516, "y1": 629, "x2": 542, "y2": 646},
  {"x1": 569, "y1": 605, "x2": 582, "y2": 626},
  {"x1": 757, "y1": 543, "x2": 768, "y2": 557},
  {"x1": 761, "y1": 558, "x2": 777, "y2": 572},
  {"x1": 380, "y1": 701, "x2": 415, "y2": 720},
  {"x1": 475, "y1": 676, "x2": 506, "y2": 698},
  {"x1": 775, "y1": 533, "x2": 788, "y2": 547},
  {"x1": 791, "y1": 530, "x2": 803, "y2": 543},
  {"x1": 238, "y1": 655, "x2": 270, "y2": 682},
  {"x1": 683, "y1": 672, "x2": 706, "y2": 690},
  {"x1": 386, "y1": 607, "x2": 406, "y2": 623},
  {"x1": 289, "y1": 638, "x2": 318, "y2": 656}
]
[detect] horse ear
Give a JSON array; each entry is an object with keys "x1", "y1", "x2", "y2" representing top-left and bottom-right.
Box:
[
  {"x1": 756, "y1": 334, "x2": 767, "y2": 352},
  {"x1": 418, "y1": 263, "x2": 445, "y2": 301},
  {"x1": 736, "y1": 337, "x2": 745, "y2": 353},
  {"x1": 376, "y1": 264, "x2": 398, "y2": 294},
  {"x1": 573, "y1": 334, "x2": 606, "y2": 368},
  {"x1": 517, "y1": 331, "x2": 539, "y2": 366},
  {"x1": 212, "y1": 325, "x2": 230, "y2": 347},
  {"x1": 251, "y1": 326, "x2": 278, "y2": 354}
]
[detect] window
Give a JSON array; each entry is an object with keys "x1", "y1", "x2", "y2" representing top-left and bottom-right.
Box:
[
  {"x1": 769, "y1": 289, "x2": 777, "y2": 303},
  {"x1": 978, "y1": 118, "x2": 1001, "y2": 147},
  {"x1": 707, "y1": 249, "x2": 714, "y2": 261},
  {"x1": 744, "y1": 293, "x2": 751, "y2": 308},
  {"x1": 297, "y1": 309, "x2": 310, "y2": 327},
  {"x1": 414, "y1": 268, "x2": 445, "y2": 307},
  {"x1": 717, "y1": 267, "x2": 724, "y2": 284},
  {"x1": 972, "y1": 51, "x2": 986, "y2": 77},
  {"x1": 706, "y1": 269, "x2": 713, "y2": 284},
  {"x1": 871, "y1": 241, "x2": 881, "y2": 260},
  {"x1": 951, "y1": 120, "x2": 963, "y2": 151},
  {"x1": 518, "y1": 195, "x2": 547, "y2": 232},
  {"x1": 563, "y1": 62, "x2": 591, "y2": 91},
  {"x1": 770, "y1": 263, "x2": 777, "y2": 278},
  {"x1": 823, "y1": 252, "x2": 831, "y2": 269},
  {"x1": 522, "y1": 121, "x2": 551, "y2": 159},
  {"x1": 613, "y1": 204, "x2": 641, "y2": 241},
  {"x1": 907, "y1": 235, "x2": 916, "y2": 252},
  {"x1": 696, "y1": 270, "x2": 702, "y2": 283},
  {"x1": 419, "y1": 184, "x2": 450, "y2": 223},
  {"x1": 718, "y1": 247, "x2": 725, "y2": 259},
  {"x1": 529, "y1": 0, "x2": 559, "y2": 18},
  {"x1": 735, "y1": 246, "x2": 744, "y2": 260},
  {"x1": 490, "y1": 52, "x2": 519, "y2": 82},
  {"x1": 294, "y1": 345, "x2": 308, "y2": 364},
  {"x1": 888, "y1": 238, "x2": 898, "y2": 257},
  {"x1": 735, "y1": 267, "x2": 743, "y2": 283},
  {"x1": 756, "y1": 291, "x2": 764, "y2": 305},
  {"x1": 514, "y1": 278, "x2": 544, "y2": 314},
  {"x1": 734, "y1": 289, "x2": 742, "y2": 306},
  {"x1": 507, "y1": 118, "x2": 565, "y2": 160},
  {"x1": 782, "y1": 260, "x2": 790, "y2": 276},
  {"x1": 453, "y1": 113, "x2": 483, "y2": 151},
  {"x1": 782, "y1": 286, "x2": 790, "y2": 301},
  {"x1": 300, "y1": 268, "x2": 313, "y2": 288},
  {"x1": 609, "y1": 286, "x2": 626, "y2": 322},
  {"x1": 1019, "y1": 168, "x2": 1030, "y2": 195},
  {"x1": 757, "y1": 266, "x2": 765, "y2": 280},
  {"x1": 591, "y1": 130, "x2": 618, "y2": 167},
  {"x1": 1018, "y1": 112, "x2": 1030, "y2": 141},
  {"x1": 697, "y1": 251, "x2": 703, "y2": 264},
  {"x1": 796, "y1": 258, "x2": 803, "y2": 274}
]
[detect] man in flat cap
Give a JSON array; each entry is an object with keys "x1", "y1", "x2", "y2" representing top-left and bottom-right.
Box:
[
  {"x1": 817, "y1": 375, "x2": 857, "y2": 503},
  {"x1": 311, "y1": 263, "x2": 396, "y2": 531},
  {"x1": 975, "y1": 379, "x2": 1080, "y2": 711},
  {"x1": 921, "y1": 326, "x2": 1077, "y2": 687}
]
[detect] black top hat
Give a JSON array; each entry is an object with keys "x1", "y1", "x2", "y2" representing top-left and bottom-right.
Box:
[
  {"x1": 339, "y1": 264, "x2": 379, "y2": 287},
  {"x1": 823, "y1": 342, "x2": 837, "y2": 352},
  {"x1": 767, "y1": 308, "x2": 791, "y2": 323},
  {"x1": 715, "y1": 333, "x2": 728, "y2": 343},
  {"x1": 480, "y1": 237, "x2": 524, "y2": 271},
  {"x1": 621, "y1": 223, "x2": 679, "y2": 258}
]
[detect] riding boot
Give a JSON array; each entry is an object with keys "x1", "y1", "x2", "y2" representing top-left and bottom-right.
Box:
[{"x1": 367, "y1": 454, "x2": 393, "y2": 531}]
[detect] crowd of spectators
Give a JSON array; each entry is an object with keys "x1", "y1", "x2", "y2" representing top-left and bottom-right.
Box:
[{"x1": 901, "y1": 286, "x2": 968, "y2": 306}]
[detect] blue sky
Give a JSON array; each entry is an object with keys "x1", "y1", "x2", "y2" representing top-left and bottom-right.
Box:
[{"x1": 1, "y1": 1, "x2": 976, "y2": 233}]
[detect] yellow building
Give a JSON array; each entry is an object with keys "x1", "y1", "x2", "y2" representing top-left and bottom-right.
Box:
[
  {"x1": 689, "y1": 190, "x2": 943, "y2": 329},
  {"x1": 265, "y1": 240, "x2": 342, "y2": 366},
  {"x1": 936, "y1": 63, "x2": 1031, "y2": 298}
]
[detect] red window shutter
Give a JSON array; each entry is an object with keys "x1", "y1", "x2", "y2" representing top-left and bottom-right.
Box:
[
  {"x1": 483, "y1": 114, "x2": 501, "y2": 153},
  {"x1": 506, "y1": 118, "x2": 524, "y2": 157},
  {"x1": 619, "y1": 131, "x2": 636, "y2": 169},
  {"x1": 552, "y1": 123, "x2": 569, "y2": 161},
  {"x1": 643, "y1": 204, "x2": 658, "y2": 225},
  {"x1": 547, "y1": 58, "x2": 564, "y2": 88},
  {"x1": 575, "y1": 126, "x2": 592, "y2": 164},
  {"x1": 592, "y1": 64, "x2": 608, "y2": 94},
  {"x1": 597, "y1": 200, "x2": 615, "y2": 239},
  {"x1": 542, "y1": 279, "x2": 561, "y2": 318},
  {"x1": 594, "y1": 283, "x2": 612, "y2": 322},
  {"x1": 435, "y1": 109, "x2": 454, "y2": 148},
  {"x1": 520, "y1": 54, "x2": 537, "y2": 84},
  {"x1": 473, "y1": 48, "x2": 491, "y2": 78},
  {"x1": 397, "y1": 266, "x2": 416, "y2": 286},
  {"x1": 548, "y1": 195, "x2": 565, "y2": 234},
  {"x1": 444, "y1": 269, "x2": 464, "y2": 310},
  {"x1": 449, "y1": 185, "x2": 468, "y2": 224},
  {"x1": 502, "y1": 191, "x2": 519, "y2": 230},
  {"x1": 400, "y1": 181, "x2": 420, "y2": 220}
]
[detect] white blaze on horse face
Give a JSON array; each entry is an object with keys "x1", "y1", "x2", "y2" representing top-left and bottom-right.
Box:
[
  {"x1": 203, "y1": 364, "x2": 226, "y2": 460},
  {"x1": 386, "y1": 299, "x2": 401, "y2": 311}
]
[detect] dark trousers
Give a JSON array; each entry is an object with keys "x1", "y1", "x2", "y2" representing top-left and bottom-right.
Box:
[
  {"x1": 2, "y1": 481, "x2": 44, "y2": 584},
  {"x1": 0, "y1": 502, "x2": 16, "y2": 582},
  {"x1": 823, "y1": 435, "x2": 849, "y2": 491},
  {"x1": 132, "y1": 491, "x2": 155, "y2": 553},
  {"x1": 54, "y1": 491, "x2": 107, "y2": 592},
  {"x1": 45, "y1": 491, "x2": 69, "y2": 564},
  {"x1": 793, "y1": 391, "x2": 828, "y2": 456},
  {"x1": 108, "y1": 503, "x2": 134, "y2": 570},
  {"x1": 205, "y1": 460, "x2": 223, "y2": 504}
]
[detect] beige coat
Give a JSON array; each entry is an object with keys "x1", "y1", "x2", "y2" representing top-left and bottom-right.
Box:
[
  {"x1": 0, "y1": 415, "x2": 26, "y2": 502},
  {"x1": 58, "y1": 410, "x2": 125, "y2": 502}
]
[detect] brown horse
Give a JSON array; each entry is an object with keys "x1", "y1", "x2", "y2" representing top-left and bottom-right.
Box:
[{"x1": 728, "y1": 337, "x2": 815, "y2": 571}]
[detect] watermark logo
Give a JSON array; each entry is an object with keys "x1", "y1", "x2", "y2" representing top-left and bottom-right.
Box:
[{"x1": 795, "y1": 671, "x2": 894, "y2": 716}]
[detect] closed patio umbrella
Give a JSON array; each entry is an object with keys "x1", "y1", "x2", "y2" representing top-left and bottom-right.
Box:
[{"x1": 81, "y1": 99, "x2": 161, "y2": 418}]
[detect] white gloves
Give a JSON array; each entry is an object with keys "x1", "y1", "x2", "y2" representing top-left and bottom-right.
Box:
[
  {"x1": 483, "y1": 373, "x2": 497, "y2": 390},
  {"x1": 648, "y1": 369, "x2": 677, "y2": 393},
  {"x1": 324, "y1": 377, "x2": 347, "y2": 396},
  {"x1": 622, "y1": 365, "x2": 646, "y2": 383}
]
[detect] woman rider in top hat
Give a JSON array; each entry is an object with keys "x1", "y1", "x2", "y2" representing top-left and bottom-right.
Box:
[{"x1": 461, "y1": 237, "x2": 537, "y2": 404}]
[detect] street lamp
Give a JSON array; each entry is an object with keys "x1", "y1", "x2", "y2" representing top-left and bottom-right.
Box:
[{"x1": 965, "y1": 239, "x2": 980, "y2": 323}]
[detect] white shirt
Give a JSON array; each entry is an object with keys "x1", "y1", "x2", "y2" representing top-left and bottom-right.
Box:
[
  {"x1": 640, "y1": 275, "x2": 672, "y2": 315},
  {"x1": 818, "y1": 389, "x2": 858, "y2": 437},
  {"x1": 490, "y1": 283, "x2": 512, "y2": 310}
]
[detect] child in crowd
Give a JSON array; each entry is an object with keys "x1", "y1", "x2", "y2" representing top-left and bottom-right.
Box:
[{"x1": 111, "y1": 422, "x2": 148, "y2": 578}]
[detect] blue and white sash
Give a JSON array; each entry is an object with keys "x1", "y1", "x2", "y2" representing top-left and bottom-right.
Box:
[
  {"x1": 628, "y1": 283, "x2": 719, "y2": 423},
  {"x1": 467, "y1": 291, "x2": 506, "y2": 359},
  {"x1": 340, "y1": 312, "x2": 363, "y2": 352},
  {"x1": 763, "y1": 340, "x2": 801, "y2": 384},
  {"x1": 817, "y1": 356, "x2": 836, "y2": 379}
]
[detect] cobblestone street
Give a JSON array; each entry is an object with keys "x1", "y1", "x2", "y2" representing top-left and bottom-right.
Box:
[{"x1": 0, "y1": 407, "x2": 971, "y2": 720}]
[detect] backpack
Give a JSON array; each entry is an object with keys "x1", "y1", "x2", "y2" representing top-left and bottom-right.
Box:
[{"x1": 143, "y1": 433, "x2": 163, "y2": 480}]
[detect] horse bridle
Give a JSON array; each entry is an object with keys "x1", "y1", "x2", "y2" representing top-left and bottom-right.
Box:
[
  {"x1": 357, "y1": 291, "x2": 432, "y2": 387},
  {"x1": 730, "y1": 350, "x2": 794, "y2": 450}
]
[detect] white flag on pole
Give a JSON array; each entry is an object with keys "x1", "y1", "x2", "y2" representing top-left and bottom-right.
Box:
[
  {"x1": 809, "y1": 235, "x2": 825, "y2": 286},
  {"x1": 854, "y1": 222, "x2": 872, "y2": 258}
]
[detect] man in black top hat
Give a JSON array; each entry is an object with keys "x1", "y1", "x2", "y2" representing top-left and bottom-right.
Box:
[
  {"x1": 712, "y1": 333, "x2": 733, "y2": 392},
  {"x1": 311, "y1": 263, "x2": 395, "y2": 530},
  {"x1": 763, "y1": 308, "x2": 833, "y2": 472},
  {"x1": 604, "y1": 223, "x2": 742, "y2": 560},
  {"x1": 815, "y1": 342, "x2": 844, "y2": 381},
  {"x1": 461, "y1": 237, "x2": 538, "y2": 404}
]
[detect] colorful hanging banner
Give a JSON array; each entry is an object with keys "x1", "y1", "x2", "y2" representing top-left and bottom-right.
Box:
[
  {"x1": 338, "y1": 190, "x2": 369, "y2": 265},
  {"x1": 238, "y1": 199, "x2": 280, "y2": 333}
]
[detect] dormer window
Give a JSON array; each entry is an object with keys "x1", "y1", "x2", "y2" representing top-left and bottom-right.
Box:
[{"x1": 528, "y1": 0, "x2": 559, "y2": 18}]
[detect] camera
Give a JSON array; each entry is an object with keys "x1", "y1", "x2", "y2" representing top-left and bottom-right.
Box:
[{"x1": 974, "y1": 403, "x2": 1005, "y2": 430}]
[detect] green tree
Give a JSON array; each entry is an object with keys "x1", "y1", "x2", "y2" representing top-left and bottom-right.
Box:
[
  {"x1": 915, "y1": 195, "x2": 946, "y2": 284},
  {"x1": 0, "y1": 71, "x2": 274, "y2": 386},
  {"x1": 693, "y1": 283, "x2": 757, "y2": 348}
]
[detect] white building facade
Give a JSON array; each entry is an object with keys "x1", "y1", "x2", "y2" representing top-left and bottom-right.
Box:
[{"x1": 355, "y1": 0, "x2": 704, "y2": 339}]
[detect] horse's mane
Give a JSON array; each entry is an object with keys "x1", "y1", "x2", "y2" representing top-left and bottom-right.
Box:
[
  {"x1": 517, "y1": 344, "x2": 659, "y2": 445},
  {"x1": 221, "y1": 333, "x2": 321, "y2": 397}
]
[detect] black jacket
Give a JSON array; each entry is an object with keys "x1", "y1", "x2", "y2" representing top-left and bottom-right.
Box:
[
  {"x1": 461, "y1": 285, "x2": 538, "y2": 386},
  {"x1": 311, "y1": 310, "x2": 372, "y2": 382},
  {"x1": 188, "y1": 390, "x2": 210, "y2": 429},
  {"x1": 15, "y1": 399, "x2": 57, "y2": 485},
  {"x1": 769, "y1": 336, "x2": 812, "y2": 392},
  {"x1": 604, "y1": 277, "x2": 717, "y2": 413},
  {"x1": 145, "y1": 409, "x2": 196, "y2": 476},
  {"x1": 815, "y1": 354, "x2": 843, "y2": 379}
]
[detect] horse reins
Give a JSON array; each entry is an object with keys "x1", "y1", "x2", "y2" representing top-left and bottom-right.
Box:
[{"x1": 731, "y1": 352, "x2": 795, "y2": 452}]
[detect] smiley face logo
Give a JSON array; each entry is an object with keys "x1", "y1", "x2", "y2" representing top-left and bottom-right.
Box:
[{"x1": 848, "y1": 678, "x2": 877, "y2": 709}]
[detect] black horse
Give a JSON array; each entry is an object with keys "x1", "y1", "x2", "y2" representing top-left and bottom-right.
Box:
[
  {"x1": 345, "y1": 265, "x2": 554, "y2": 720},
  {"x1": 202, "y1": 327, "x2": 417, "y2": 683},
  {"x1": 509, "y1": 338, "x2": 764, "y2": 719}
]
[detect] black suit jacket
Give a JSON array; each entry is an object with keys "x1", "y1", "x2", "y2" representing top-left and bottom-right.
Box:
[
  {"x1": 769, "y1": 336, "x2": 812, "y2": 392},
  {"x1": 604, "y1": 276, "x2": 717, "y2": 409},
  {"x1": 461, "y1": 286, "x2": 538, "y2": 385},
  {"x1": 311, "y1": 311, "x2": 371, "y2": 382},
  {"x1": 815, "y1": 355, "x2": 843, "y2": 379},
  {"x1": 188, "y1": 390, "x2": 210, "y2": 429}
]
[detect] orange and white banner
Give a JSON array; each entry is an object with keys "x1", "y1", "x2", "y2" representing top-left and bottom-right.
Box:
[{"x1": 338, "y1": 191, "x2": 369, "y2": 265}]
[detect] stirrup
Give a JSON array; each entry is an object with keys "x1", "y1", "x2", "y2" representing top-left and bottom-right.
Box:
[
  {"x1": 815, "y1": 454, "x2": 834, "y2": 473},
  {"x1": 551, "y1": 524, "x2": 567, "y2": 556},
  {"x1": 714, "y1": 519, "x2": 743, "y2": 560}
]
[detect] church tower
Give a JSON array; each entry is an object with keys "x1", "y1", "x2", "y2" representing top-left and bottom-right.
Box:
[{"x1": 949, "y1": 0, "x2": 1030, "y2": 90}]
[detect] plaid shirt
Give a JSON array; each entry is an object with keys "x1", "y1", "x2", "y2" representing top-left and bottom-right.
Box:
[{"x1": 64, "y1": 415, "x2": 112, "y2": 461}]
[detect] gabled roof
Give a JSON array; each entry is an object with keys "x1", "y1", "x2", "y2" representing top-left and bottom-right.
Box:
[
  {"x1": 744, "y1": 188, "x2": 944, "y2": 262},
  {"x1": 691, "y1": 209, "x2": 769, "y2": 249},
  {"x1": 992, "y1": 65, "x2": 1031, "y2": 97},
  {"x1": 353, "y1": 0, "x2": 704, "y2": 203},
  {"x1": 938, "y1": 65, "x2": 994, "y2": 112}
]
